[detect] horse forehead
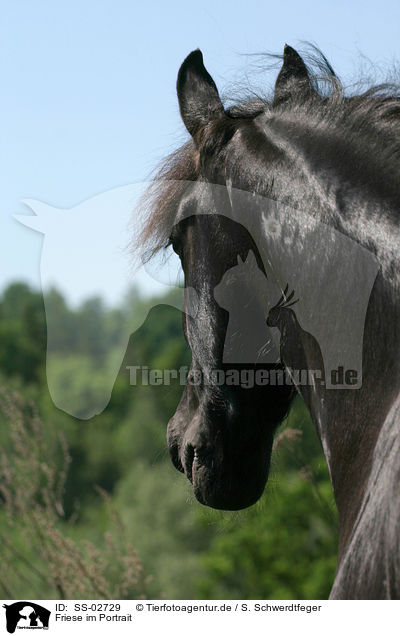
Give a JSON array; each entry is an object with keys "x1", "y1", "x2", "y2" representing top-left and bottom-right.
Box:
[{"x1": 174, "y1": 181, "x2": 230, "y2": 225}]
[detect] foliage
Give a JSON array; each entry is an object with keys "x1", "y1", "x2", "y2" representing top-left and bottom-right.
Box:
[
  {"x1": 196, "y1": 462, "x2": 337, "y2": 599},
  {"x1": 0, "y1": 281, "x2": 338, "y2": 599}
]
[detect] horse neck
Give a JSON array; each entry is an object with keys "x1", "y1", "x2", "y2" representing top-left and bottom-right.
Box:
[
  {"x1": 329, "y1": 391, "x2": 400, "y2": 598},
  {"x1": 241, "y1": 114, "x2": 400, "y2": 593},
  {"x1": 285, "y1": 194, "x2": 400, "y2": 573},
  {"x1": 250, "y1": 140, "x2": 400, "y2": 568}
]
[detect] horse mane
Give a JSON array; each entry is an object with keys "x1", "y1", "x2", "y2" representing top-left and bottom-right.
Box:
[{"x1": 138, "y1": 46, "x2": 400, "y2": 259}]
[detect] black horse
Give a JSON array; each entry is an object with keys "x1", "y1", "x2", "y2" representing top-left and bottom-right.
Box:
[{"x1": 140, "y1": 45, "x2": 400, "y2": 599}]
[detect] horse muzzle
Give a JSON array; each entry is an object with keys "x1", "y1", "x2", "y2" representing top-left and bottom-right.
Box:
[{"x1": 167, "y1": 404, "x2": 273, "y2": 510}]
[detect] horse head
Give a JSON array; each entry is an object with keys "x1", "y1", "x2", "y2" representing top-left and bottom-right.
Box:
[{"x1": 151, "y1": 49, "x2": 311, "y2": 510}]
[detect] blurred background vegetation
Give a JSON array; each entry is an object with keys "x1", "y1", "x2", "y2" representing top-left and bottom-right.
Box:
[{"x1": 0, "y1": 281, "x2": 338, "y2": 599}]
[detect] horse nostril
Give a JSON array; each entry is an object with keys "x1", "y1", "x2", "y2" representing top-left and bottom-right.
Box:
[
  {"x1": 173, "y1": 455, "x2": 185, "y2": 474},
  {"x1": 167, "y1": 438, "x2": 185, "y2": 474},
  {"x1": 183, "y1": 444, "x2": 195, "y2": 482}
]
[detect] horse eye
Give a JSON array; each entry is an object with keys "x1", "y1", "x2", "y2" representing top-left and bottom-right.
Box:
[{"x1": 169, "y1": 233, "x2": 183, "y2": 258}]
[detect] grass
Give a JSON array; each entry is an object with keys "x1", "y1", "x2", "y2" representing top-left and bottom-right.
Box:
[{"x1": 0, "y1": 388, "x2": 148, "y2": 599}]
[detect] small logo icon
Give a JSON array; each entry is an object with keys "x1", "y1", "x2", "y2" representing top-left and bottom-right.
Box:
[{"x1": 2, "y1": 602, "x2": 51, "y2": 633}]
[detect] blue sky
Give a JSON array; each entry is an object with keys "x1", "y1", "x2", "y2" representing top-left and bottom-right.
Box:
[{"x1": 1, "y1": 0, "x2": 400, "y2": 305}]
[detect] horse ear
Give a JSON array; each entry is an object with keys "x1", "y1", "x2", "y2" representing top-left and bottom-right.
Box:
[
  {"x1": 274, "y1": 45, "x2": 311, "y2": 106},
  {"x1": 177, "y1": 49, "x2": 225, "y2": 139},
  {"x1": 237, "y1": 255, "x2": 243, "y2": 265},
  {"x1": 14, "y1": 199, "x2": 62, "y2": 234}
]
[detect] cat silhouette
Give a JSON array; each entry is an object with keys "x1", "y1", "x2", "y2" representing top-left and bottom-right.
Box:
[{"x1": 214, "y1": 250, "x2": 282, "y2": 364}]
